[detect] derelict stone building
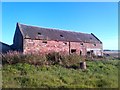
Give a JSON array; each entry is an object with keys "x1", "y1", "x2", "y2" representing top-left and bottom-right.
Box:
[{"x1": 12, "y1": 23, "x2": 103, "y2": 56}]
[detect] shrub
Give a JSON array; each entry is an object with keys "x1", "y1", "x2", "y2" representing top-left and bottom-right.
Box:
[
  {"x1": 2, "y1": 51, "x2": 84, "y2": 68},
  {"x1": 22, "y1": 54, "x2": 47, "y2": 66},
  {"x1": 46, "y1": 52, "x2": 62, "y2": 65},
  {"x1": 2, "y1": 51, "x2": 22, "y2": 64},
  {"x1": 61, "y1": 54, "x2": 82, "y2": 67}
]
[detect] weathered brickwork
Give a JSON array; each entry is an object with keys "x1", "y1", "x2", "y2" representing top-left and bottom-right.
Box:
[{"x1": 23, "y1": 39, "x2": 103, "y2": 56}]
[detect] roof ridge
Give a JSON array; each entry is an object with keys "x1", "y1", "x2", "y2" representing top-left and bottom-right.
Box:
[{"x1": 0, "y1": 41, "x2": 10, "y2": 46}]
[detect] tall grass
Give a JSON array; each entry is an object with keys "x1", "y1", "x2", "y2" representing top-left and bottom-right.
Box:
[
  {"x1": 1, "y1": 51, "x2": 119, "y2": 88},
  {"x1": 2, "y1": 60, "x2": 119, "y2": 88}
]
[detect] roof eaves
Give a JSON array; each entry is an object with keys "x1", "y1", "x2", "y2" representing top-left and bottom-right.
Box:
[
  {"x1": 91, "y1": 33, "x2": 102, "y2": 44},
  {"x1": 0, "y1": 41, "x2": 11, "y2": 47}
]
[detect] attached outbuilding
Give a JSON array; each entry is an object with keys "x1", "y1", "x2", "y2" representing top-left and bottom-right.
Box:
[{"x1": 0, "y1": 42, "x2": 12, "y2": 53}]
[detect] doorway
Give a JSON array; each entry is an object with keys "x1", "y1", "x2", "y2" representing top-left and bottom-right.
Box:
[{"x1": 80, "y1": 50, "x2": 82, "y2": 56}]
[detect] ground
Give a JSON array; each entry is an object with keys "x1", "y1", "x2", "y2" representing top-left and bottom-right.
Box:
[{"x1": 2, "y1": 59, "x2": 119, "y2": 88}]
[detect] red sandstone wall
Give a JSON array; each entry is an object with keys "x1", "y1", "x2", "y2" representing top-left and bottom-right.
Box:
[
  {"x1": 23, "y1": 39, "x2": 103, "y2": 56},
  {"x1": 23, "y1": 39, "x2": 69, "y2": 55},
  {"x1": 84, "y1": 43, "x2": 103, "y2": 56},
  {"x1": 70, "y1": 42, "x2": 86, "y2": 55}
]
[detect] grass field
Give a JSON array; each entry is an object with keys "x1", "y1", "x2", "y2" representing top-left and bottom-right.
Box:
[{"x1": 2, "y1": 58, "x2": 119, "y2": 88}]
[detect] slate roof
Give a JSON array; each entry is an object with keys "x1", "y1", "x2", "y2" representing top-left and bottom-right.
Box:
[
  {"x1": 0, "y1": 41, "x2": 12, "y2": 53},
  {"x1": 0, "y1": 41, "x2": 11, "y2": 47},
  {"x1": 17, "y1": 23, "x2": 102, "y2": 43}
]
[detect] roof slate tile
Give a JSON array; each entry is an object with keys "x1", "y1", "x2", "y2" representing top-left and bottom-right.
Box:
[{"x1": 18, "y1": 23, "x2": 102, "y2": 43}]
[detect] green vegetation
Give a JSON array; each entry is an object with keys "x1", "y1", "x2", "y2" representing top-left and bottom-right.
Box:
[{"x1": 1, "y1": 52, "x2": 119, "y2": 88}]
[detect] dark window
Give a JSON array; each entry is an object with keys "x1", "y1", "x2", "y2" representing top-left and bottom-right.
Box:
[
  {"x1": 87, "y1": 50, "x2": 94, "y2": 57},
  {"x1": 38, "y1": 32, "x2": 41, "y2": 36},
  {"x1": 91, "y1": 50, "x2": 94, "y2": 53},
  {"x1": 71, "y1": 49, "x2": 76, "y2": 54},
  {"x1": 64, "y1": 42, "x2": 67, "y2": 45},
  {"x1": 60, "y1": 35, "x2": 63, "y2": 37},
  {"x1": 94, "y1": 44, "x2": 96, "y2": 46},
  {"x1": 63, "y1": 42, "x2": 67, "y2": 45},
  {"x1": 87, "y1": 51, "x2": 90, "y2": 56},
  {"x1": 80, "y1": 51, "x2": 82, "y2": 56},
  {"x1": 42, "y1": 40, "x2": 47, "y2": 44},
  {"x1": 81, "y1": 43, "x2": 83, "y2": 46}
]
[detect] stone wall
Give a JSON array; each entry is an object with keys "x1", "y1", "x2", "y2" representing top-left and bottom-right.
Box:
[
  {"x1": 84, "y1": 42, "x2": 103, "y2": 56},
  {"x1": 23, "y1": 39, "x2": 69, "y2": 55},
  {"x1": 23, "y1": 39, "x2": 103, "y2": 56},
  {"x1": 12, "y1": 24, "x2": 23, "y2": 52},
  {"x1": 70, "y1": 42, "x2": 103, "y2": 56}
]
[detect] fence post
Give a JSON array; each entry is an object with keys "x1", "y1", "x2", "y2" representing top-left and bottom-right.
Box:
[{"x1": 80, "y1": 61, "x2": 86, "y2": 69}]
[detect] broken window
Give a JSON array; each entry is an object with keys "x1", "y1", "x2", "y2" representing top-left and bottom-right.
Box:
[
  {"x1": 42, "y1": 40, "x2": 47, "y2": 44},
  {"x1": 71, "y1": 49, "x2": 76, "y2": 54},
  {"x1": 87, "y1": 50, "x2": 94, "y2": 57},
  {"x1": 60, "y1": 35, "x2": 64, "y2": 38},
  {"x1": 91, "y1": 50, "x2": 94, "y2": 53},
  {"x1": 94, "y1": 44, "x2": 96, "y2": 46},
  {"x1": 87, "y1": 51, "x2": 91, "y2": 56},
  {"x1": 80, "y1": 43, "x2": 83, "y2": 46},
  {"x1": 63, "y1": 42, "x2": 67, "y2": 45},
  {"x1": 38, "y1": 32, "x2": 41, "y2": 36},
  {"x1": 64, "y1": 42, "x2": 67, "y2": 45},
  {"x1": 80, "y1": 50, "x2": 82, "y2": 56}
]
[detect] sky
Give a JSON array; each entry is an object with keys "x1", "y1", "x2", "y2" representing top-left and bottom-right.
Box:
[{"x1": 1, "y1": 2, "x2": 118, "y2": 50}]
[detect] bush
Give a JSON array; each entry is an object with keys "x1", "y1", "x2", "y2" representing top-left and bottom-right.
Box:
[
  {"x1": 2, "y1": 52, "x2": 84, "y2": 68},
  {"x1": 2, "y1": 51, "x2": 22, "y2": 64},
  {"x1": 61, "y1": 54, "x2": 82, "y2": 67},
  {"x1": 46, "y1": 52, "x2": 62, "y2": 65}
]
